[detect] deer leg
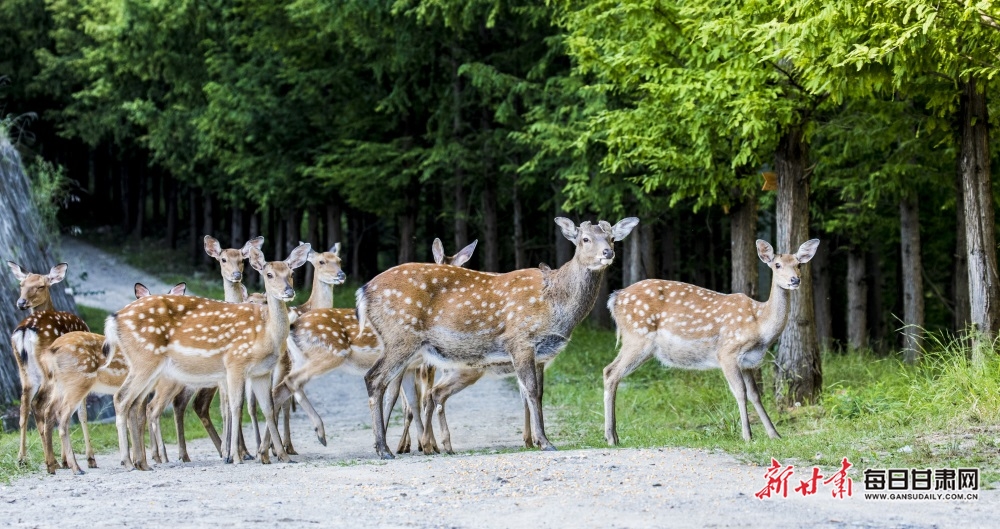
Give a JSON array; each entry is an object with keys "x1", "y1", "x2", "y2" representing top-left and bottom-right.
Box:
[
  {"x1": 720, "y1": 357, "x2": 752, "y2": 441},
  {"x1": 224, "y1": 373, "x2": 247, "y2": 464},
  {"x1": 59, "y1": 399, "x2": 84, "y2": 475},
  {"x1": 34, "y1": 387, "x2": 59, "y2": 474},
  {"x1": 248, "y1": 388, "x2": 262, "y2": 457},
  {"x1": 251, "y1": 375, "x2": 290, "y2": 464},
  {"x1": 275, "y1": 359, "x2": 338, "y2": 446},
  {"x1": 17, "y1": 378, "x2": 32, "y2": 466},
  {"x1": 742, "y1": 369, "x2": 780, "y2": 439},
  {"x1": 522, "y1": 393, "x2": 533, "y2": 448},
  {"x1": 146, "y1": 392, "x2": 168, "y2": 464},
  {"x1": 77, "y1": 402, "x2": 96, "y2": 469},
  {"x1": 512, "y1": 354, "x2": 552, "y2": 451},
  {"x1": 172, "y1": 387, "x2": 193, "y2": 462},
  {"x1": 281, "y1": 399, "x2": 296, "y2": 455},
  {"x1": 364, "y1": 344, "x2": 417, "y2": 460},
  {"x1": 431, "y1": 369, "x2": 482, "y2": 454},
  {"x1": 192, "y1": 387, "x2": 223, "y2": 457},
  {"x1": 603, "y1": 338, "x2": 655, "y2": 446},
  {"x1": 384, "y1": 371, "x2": 407, "y2": 453}
]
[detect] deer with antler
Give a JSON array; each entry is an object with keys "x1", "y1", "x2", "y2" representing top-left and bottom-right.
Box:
[
  {"x1": 603, "y1": 239, "x2": 819, "y2": 444},
  {"x1": 7, "y1": 261, "x2": 89, "y2": 472},
  {"x1": 106, "y1": 243, "x2": 310, "y2": 470},
  {"x1": 273, "y1": 239, "x2": 478, "y2": 451},
  {"x1": 357, "y1": 218, "x2": 638, "y2": 459},
  {"x1": 42, "y1": 282, "x2": 185, "y2": 474}
]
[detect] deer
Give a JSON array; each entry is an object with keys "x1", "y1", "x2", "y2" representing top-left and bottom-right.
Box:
[
  {"x1": 273, "y1": 239, "x2": 478, "y2": 452},
  {"x1": 41, "y1": 282, "x2": 184, "y2": 475},
  {"x1": 357, "y1": 217, "x2": 639, "y2": 459},
  {"x1": 142, "y1": 235, "x2": 265, "y2": 464},
  {"x1": 7, "y1": 261, "x2": 89, "y2": 473},
  {"x1": 106, "y1": 243, "x2": 310, "y2": 470},
  {"x1": 603, "y1": 238, "x2": 820, "y2": 445}
]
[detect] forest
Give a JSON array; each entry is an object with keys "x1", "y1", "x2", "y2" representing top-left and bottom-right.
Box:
[{"x1": 1, "y1": 0, "x2": 1000, "y2": 415}]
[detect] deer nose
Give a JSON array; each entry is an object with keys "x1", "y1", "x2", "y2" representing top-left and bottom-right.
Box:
[
  {"x1": 16, "y1": 298, "x2": 27, "y2": 310},
  {"x1": 337, "y1": 271, "x2": 346, "y2": 282},
  {"x1": 284, "y1": 287, "x2": 295, "y2": 298},
  {"x1": 231, "y1": 271, "x2": 242, "y2": 281},
  {"x1": 790, "y1": 277, "x2": 801, "y2": 286},
  {"x1": 602, "y1": 249, "x2": 614, "y2": 259}
]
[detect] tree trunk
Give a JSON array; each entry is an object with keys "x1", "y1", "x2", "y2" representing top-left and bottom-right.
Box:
[
  {"x1": 230, "y1": 206, "x2": 244, "y2": 248},
  {"x1": 272, "y1": 208, "x2": 285, "y2": 262},
  {"x1": 899, "y1": 194, "x2": 924, "y2": 363},
  {"x1": 189, "y1": 188, "x2": 200, "y2": 266},
  {"x1": 866, "y1": 244, "x2": 885, "y2": 351},
  {"x1": 730, "y1": 196, "x2": 758, "y2": 298},
  {"x1": 512, "y1": 175, "x2": 526, "y2": 270},
  {"x1": 590, "y1": 272, "x2": 612, "y2": 328},
  {"x1": 166, "y1": 177, "x2": 177, "y2": 249},
  {"x1": 553, "y1": 185, "x2": 573, "y2": 267},
  {"x1": 959, "y1": 78, "x2": 1000, "y2": 358},
  {"x1": 811, "y1": 241, "x2": 833, "y2": 351},
  {"x1": 481, "y1": 176, "x2": 499, "y2": 272},
  {"x1": 623, "y1": 226, "x2": 644, "y2": 287},
  {"x1": 326, "y1": 200, "x2": 343, "y2": 250},
  {"x1": 847, "y1": 248, "x2": 867, "y2": 350},
  {"x1": 131, "y1": 165, "x2": 145, "y2": 240},
  {"x1": 150, "y1": 169, "x2": 162, "y2": 226},
  {"x1": 398, "y1": 194, "x2": 418, "y2": 265},
  {"x1": 953, "y1": 167, "x2": 970, "y2": 333},
  {"x1": 201, "y1": 194, "x2": 213, "y2": 266},
  {"x1": 641, "y1": 223, "x2": 656, "y2": 282},
  {"x1": 773, "y1": 126, "x2": 822, "y2": 406},
  {"x1": 661, "y1": 214, "x2": 677, "y2": 279}
]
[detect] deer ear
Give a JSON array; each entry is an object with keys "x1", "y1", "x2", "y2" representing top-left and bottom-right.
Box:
[
  {"x1": 795, "y1": 239, "x2": 821, "y2": 264},
  {"x1": 756, "y1": 240, "x2": 775, "y2": 263},
  {"x1": 451, "y1": 240, "x2": 478, "y2": 268},
  {"x1": 248, "y1": 247, "x2": 267, "y2": 272},
  {"x1": 538, "y1": 262, "x2": 551, "y2": 272},
  {"x1": 285, "y1": 243, "x2": 311, "y2": 269},
  {"x1": 7, "y1": 261, "x2": 28, "y2": 281},
  {"x1": 47, "y1": 263, "x2": 68, "y2": 285},
  {"x1": 240, "y1": 237, "x2": 264, "y2": 258},
  {"x1": 169, "y1": 282, "x2": 187, "y2": 296},
  {"x1": 204, "y1": 236, "x2": 222, "y2": 259},
  {"x1": 329, "y1": 242, "x2": 341, "y2": 256},
  {"x1": 554, "y1": 217, "x2": 578, "y2": 241},
  {"x1": 432, "y1": 238, "x2": 445, "y2": 264},
  {"x1": 240, "y1": 283, "x2": 249, "y2": 302},
  {"x1": 134, "y1": 283, "x2": 150, "y2": 299},
  {"x1": 611, "y1": 217, "x2": 640, "y2": 241},
  {"x1": 300, "y1": 241, "x2": 317, "y2": 262}
]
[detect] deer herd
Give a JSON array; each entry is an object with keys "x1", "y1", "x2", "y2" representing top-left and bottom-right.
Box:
[{"x1": 6, "y1": 216, "x2": 820, "y2": 473}]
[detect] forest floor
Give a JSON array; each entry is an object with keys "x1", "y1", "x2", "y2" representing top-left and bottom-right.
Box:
[{"x1": 1, "y1": 238, "x2": 996, "y2": 528}]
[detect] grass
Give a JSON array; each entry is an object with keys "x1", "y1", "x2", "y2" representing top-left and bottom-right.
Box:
[{"x1": 545, "y1": 326, "x2": 1000, "y2": 485}]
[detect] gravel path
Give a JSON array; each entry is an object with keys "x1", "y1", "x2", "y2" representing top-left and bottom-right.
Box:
[
  {"x1": 60, "y1": 236, "x2": 173, "y2": 313},
  {"x1": 4, "y1": 238, "x2": 995, "y2": 528}
]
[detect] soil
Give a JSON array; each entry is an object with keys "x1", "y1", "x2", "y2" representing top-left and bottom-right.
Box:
[{"x1": 2, "y1": 238, "x2": 994, "y2": 528}]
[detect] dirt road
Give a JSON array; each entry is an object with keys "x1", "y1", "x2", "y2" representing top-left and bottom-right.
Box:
[{"x1": 3, "y1": 238, "x2": 993, "y2": 528}]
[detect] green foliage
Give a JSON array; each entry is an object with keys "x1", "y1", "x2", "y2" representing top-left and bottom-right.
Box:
[{"x1": 26, "y1": 157, "x2": 76, "y2": 237}]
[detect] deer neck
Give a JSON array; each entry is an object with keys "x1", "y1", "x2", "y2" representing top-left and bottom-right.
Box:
[
  {"x1": 31, "y1": 294, "x2": 55, "y2": 314},
  {"x1": 759, "y1": 278, "x2": 791, "y2": 344},
  {"x1": 263, "y1": 292, "x2": 291, "y2": 348},
  {"x1": 222, "y1": 279, "x2": 244, "y2": 304},
  {"x1": 547, "y1": 257, "x2": 605, "y2": 333},
  {"x1": 303, "y1": 275, "x2": 335, "y2": 311}
]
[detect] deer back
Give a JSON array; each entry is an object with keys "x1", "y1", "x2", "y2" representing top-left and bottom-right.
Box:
[
  {"x1": 47, "y1": 331, "x2": 127, "y2": 392},
  {"x1": 290, "y1": 308, "x2": 380, "y2": 370}
]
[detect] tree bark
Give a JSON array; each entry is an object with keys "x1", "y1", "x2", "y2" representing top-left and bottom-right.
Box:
[
  {"x1": 773, "y1": 126, "x2": 822, "y2": 406},
  {"x1": 189, "y1": 188, "x2": 200, "y2": 266},
  {"x1": 899, "y1": 194, "x2": 924, "y2": 363},
  {"x1": 131, "y1": 164, "x2": 145, "y2": 240},
  {"x1": 481, "y1": 176, "x2": 499, "y2": 272},
  {"x1": 811, "y1": 241, "x2": 833, "y2": 351},
  {"x1": 661, "y1": 214, "x2": 677, "y2": 279},
  {"x1": 640, "y1": 223, "x2": 656, "y2": 282},
  {"x1": 512, "y1": 175, "x2": 526, "y2": 270},
  {"x1": 272, "y1": 208, "x2": 285, "y2": 262},
  {"x1": 847, "y1": 248, "x2": 867, "y2": 350},
  {"x1": 166, "y1": 177, "x2": 177, "y2": 249},
  {"x1": 230, "y1": 206, "x2": 244, "y2": 248},
  {"x1": 326, "y1": 200, "x2": 343, "y2": 250},
  {"x1": 730, "y1": 196, "x2": 758, "y2": 298},
  {"x1": 953, "y1": 167, "x2": 970, "y2": 333},
  {"x1": 590, "y1": 272, "x2": 612, "y2": 328},
  {"x1": 866, "y1": 245, "x2": 885, "y2": 351},
  {"x1": 201, "y1": 194, "x2": 213, "y2": 266},
  {"x1": 623, "y1": 226, "x2": 644, "y2": 287},
  {"x1": 959, "y1": 79, "x2": 1000, "y2": 357},
  {"x1": 398, "y1": 186, "x2": 418, "y2": 265}
]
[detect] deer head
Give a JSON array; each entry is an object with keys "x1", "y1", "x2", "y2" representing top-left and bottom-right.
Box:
[
  {"x1": 134, "y1": 282, "x2": 187, "y2": 299},
  {"x1": 7, "y1": 261, "x2": 68, "y2": 311},
  {"x1": 205, "y1": 235, "x2": 264, "y2": 283},
  {"x1": 249, "y1": 244, "x2": 311, "y2": 301},
  {"x1": 431, "y1": 238, "x2": 477, "y2": 267},
  {"x1": 756, "y1": 239, "x2": 820, "y2": 290},
  {"x1": 555, "y1": 217, "x2": 639, "y2": 270},
  {"x1": 305, "y1": 242, "x2": 346, "y2": 285}
]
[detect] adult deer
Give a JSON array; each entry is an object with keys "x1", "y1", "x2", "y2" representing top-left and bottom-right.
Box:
[
  {"x1": 42, "y1": 282, "x2": 184, "y2": 474},
  {"x1": 603, "y1": 239, "x2": 819, "y2": 444},
  {"x1": 106, "y1": 243, "x2": 310, "y2": 470},
  {"x1": 7, "y1": 261, "x2": 89, "y2": 472},
  {"x1": 274, "y1": 239, "x2": 477, "y2": 451},
  {"x1": 358, "y1": 217, "x2": 638, "y2": 459},
  {"x1": 143, "y1": 235, "x2": 264, "y2": 464}
]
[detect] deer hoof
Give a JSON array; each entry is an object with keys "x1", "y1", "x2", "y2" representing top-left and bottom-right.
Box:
[
  {"x1": 73, "y1": 469, "x2": 85, "y2": 476},
  {"x1": 242, "y1": 453, "x2": 255, "y2": 461},
  {"x1": 88, "y1": 458, "x2": 97, "y2": 469},
  {"x1": 541, "y1": 445, "x2": 558, "y2": 452},
  {"x1": 317, "y1": 433, "x2": 327, "y2": 447},
  {"x1": 285, "y1": 446, "x2": 298, "y2": 456},
  {"x1": 223, "y1": 456, "x2": 234, "y2": 464}
]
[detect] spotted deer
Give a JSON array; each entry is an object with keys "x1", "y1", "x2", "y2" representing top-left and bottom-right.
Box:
[
  {"x1": 44, "y1": 282, "x2": 182, "y2": 472},
  {"x1": 603, "y1": 239, "x2": 820, "y2": 444},
  {"x1": 106, "y1": 243, "x2": 310, "y2": 470},
  {"x1": 357, "y1": 217, "x2": 639, "y2": 459},
  {"x1": 7, "y1": 261, "x2": 89, "y2": 472},
  {"x1": 143, "y1": 236, "x2": 265, "y2": 464},
  {"x1": 273, "y1": 239, "x2": 478, "y2": 451}
]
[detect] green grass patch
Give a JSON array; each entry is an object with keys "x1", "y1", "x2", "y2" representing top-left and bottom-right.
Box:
[{"x1": 547, "y1": 327, "x2": 1000, "y2": 484}]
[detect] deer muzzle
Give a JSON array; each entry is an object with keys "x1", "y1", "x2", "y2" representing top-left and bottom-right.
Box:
[{"x1": 16, "y1": 298, "x2": 28, "y2": 310}]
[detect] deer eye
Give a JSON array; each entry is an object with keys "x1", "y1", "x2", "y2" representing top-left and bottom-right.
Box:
[
  {"x1": 582, "y1": 237, "x2": 591, "y2": 243},
  {"x1": 775, "y1": 263, "x2": 782, "y2": 269},
  {"x1": 267, "y1": 273, "x2": 274, "y2": 279},
  {"x1": 221, "y1": 258, "x2": 227, "y2": 263},
  {"x1": 319, "y1": 261, "x2": 325, "y2": 265}
]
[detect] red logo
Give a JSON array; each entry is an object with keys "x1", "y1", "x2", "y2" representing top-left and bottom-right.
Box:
[{"x1": 756, "y1": 457, "x2": 853, "y2": 499}]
